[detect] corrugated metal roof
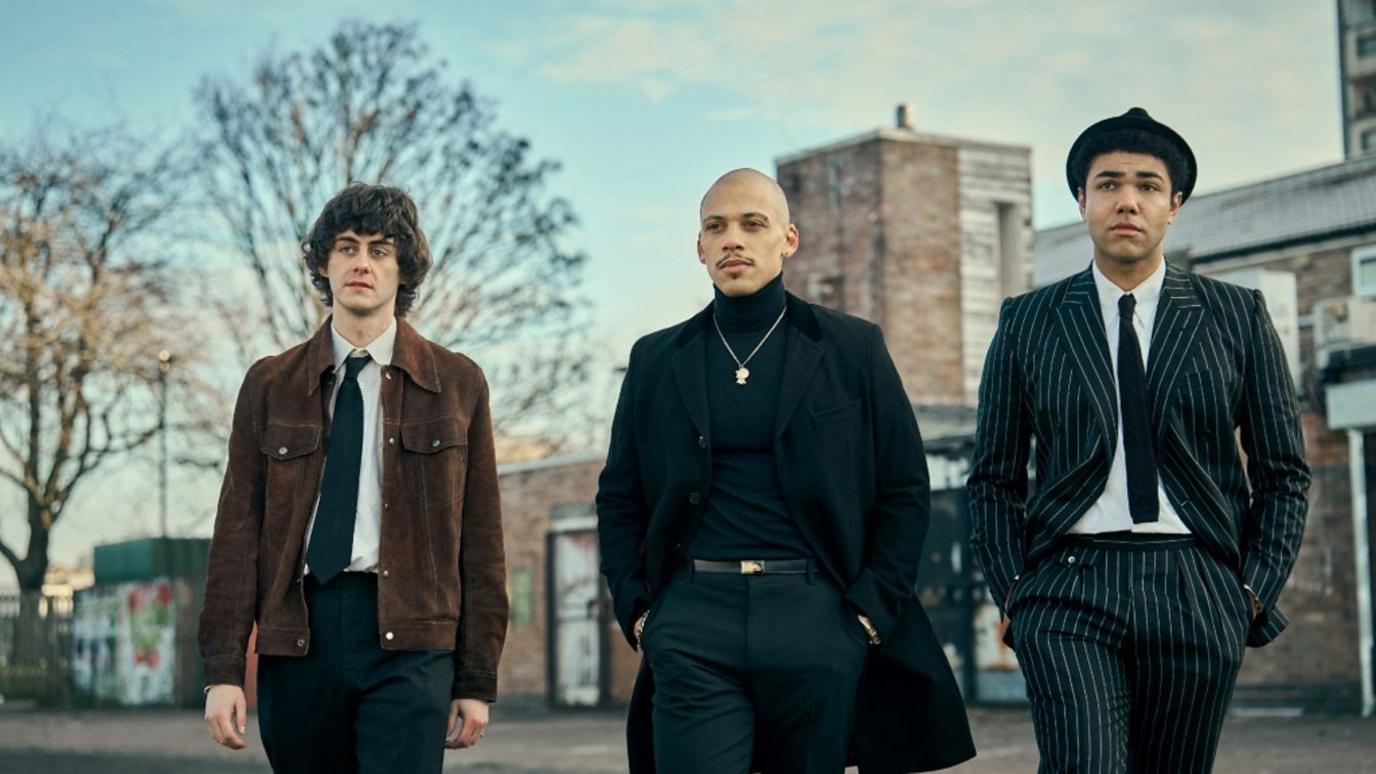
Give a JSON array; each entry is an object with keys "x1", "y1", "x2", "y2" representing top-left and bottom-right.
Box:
[{"x1": 1034, "y1": 156, "x2": 1376, "y2": 285}]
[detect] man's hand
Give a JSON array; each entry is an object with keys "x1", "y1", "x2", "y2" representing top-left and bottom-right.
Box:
[
  {"x1": 204, "y1": 684, "x2": 248, "y2": 750},
  {"x1": 446, "y1": 698, "x2": 490, "y2": 749}
]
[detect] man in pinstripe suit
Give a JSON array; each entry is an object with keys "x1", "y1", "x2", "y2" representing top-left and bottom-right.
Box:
[{"x1": 968, "y1": 108, "x2": 1310, "y2": 773}]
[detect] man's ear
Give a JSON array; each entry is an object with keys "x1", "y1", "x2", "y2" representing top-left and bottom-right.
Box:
[{"x1": 782, "y1": 224, "x2": 800, "y2": 259}]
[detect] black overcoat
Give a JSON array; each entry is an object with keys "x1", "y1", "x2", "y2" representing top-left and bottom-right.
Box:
[{"x1": 597, "y1": 292, "x2": 976, "y2": 773}]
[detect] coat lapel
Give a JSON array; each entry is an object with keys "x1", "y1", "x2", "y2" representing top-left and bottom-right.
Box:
[
  {"x1": 774, "y1": 293, "x2": 825, "y2": 438},
  {"x1": 1146, "y1": 264, "x2": 1205, "y2": 443},
  {"x1": 671, "y1": 305, "x2": 712, "y2": 436},
  {"x1": 1053, "y1": 268, "x2": 1117, "y2": 442}
]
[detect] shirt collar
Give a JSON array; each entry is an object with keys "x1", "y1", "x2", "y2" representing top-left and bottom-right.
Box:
[
  {"x1": 329, "y1": 316, "x2": 397, "y2": 372},
  {"x1": 1091, "y1": 257, "x2": 1167, "y2": 320}
]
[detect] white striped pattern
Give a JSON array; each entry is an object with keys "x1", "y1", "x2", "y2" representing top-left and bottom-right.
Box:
[
  {"x1": 1009, "y1": 538, "x2": 1249, "y2": 772},
  {"x1": 967, "y1": 263, "x2": 1310, "y2": 647}
]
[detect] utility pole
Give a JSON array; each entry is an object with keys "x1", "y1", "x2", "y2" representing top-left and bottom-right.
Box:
[{"x1": 157, "y1": 350, "x2": 174, "y2": 538}]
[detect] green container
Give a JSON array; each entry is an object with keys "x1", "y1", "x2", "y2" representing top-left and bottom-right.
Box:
[{"x1": 93, "y1": 538, "x2": 212, "y2": 585}]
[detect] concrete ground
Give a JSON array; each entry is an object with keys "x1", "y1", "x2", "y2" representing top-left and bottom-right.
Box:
[{"x1": 0, "y1": 703, "x2": 1372, "y2": 773}]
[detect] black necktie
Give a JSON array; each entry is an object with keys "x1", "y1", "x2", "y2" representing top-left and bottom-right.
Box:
[
  {"x1": 1117, "y1": 294, "x2": 1158, "y2": 524},
  {"x1": 307, "y1": 352, "x2": 371, "y2": 583}
]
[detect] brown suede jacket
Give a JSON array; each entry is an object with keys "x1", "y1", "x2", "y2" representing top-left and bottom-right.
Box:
[{"x1": 197, "y1": 318, "x2": 508, "y2": 701}]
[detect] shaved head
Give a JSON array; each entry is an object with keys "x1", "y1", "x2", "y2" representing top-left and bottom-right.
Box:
[{"x1": 700, "y1": 168, "x2": 791, "y2": 226}]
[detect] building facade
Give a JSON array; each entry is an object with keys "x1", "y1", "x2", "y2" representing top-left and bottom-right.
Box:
[{"x1": 1339, "y1": 0, "x2": 1376, "y2": 158}]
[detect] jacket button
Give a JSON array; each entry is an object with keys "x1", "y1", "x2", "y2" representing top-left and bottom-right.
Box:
[
  {"x1": 431, "y1": 439, "x2": 441, "y2": 448},
  {"x1": 385, "y1": 631, "x2": 394, "y2": 641},
  {"x1": 296, "y1": 638, "x2": 305, "y2": 647},
  {"x1": 383, "y1": 502, "x2": 389, "y2": 511},
  {"x1": 387, "y1": 437, "x2": 395, "y2": 445},
  {"x1": 687, "y1": 492, "x2": 701, "y2": 505},
  {"x1": 384, "y1": 371, "x2": 393, "y2": 380},
  {"x1": 278, "y1": 446, "x2": 288, "y2": 455},
  {"x1": 698, "y1": 435, "x2": 707, "y2": 448},
  {"x1": 381, "y1": 569, "x2": 390, "y2": 578}
]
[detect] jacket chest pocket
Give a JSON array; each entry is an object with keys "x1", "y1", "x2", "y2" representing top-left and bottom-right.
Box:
[
  {"x1": 260, "y1": 422, "x2": 322, "y2": 512},
  {"x1": 401, "y1": 417, "x2": 468, "y2": 508},
  {"x1": 810, "y1": 397, "x2": 863, "y2": 460}
]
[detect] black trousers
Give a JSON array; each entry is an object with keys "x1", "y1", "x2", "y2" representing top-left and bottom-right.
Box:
[
  {"x1": 257, "y1": 573, "x2": 453, "y2": 774},
  {"x1": 1009, "y1": 535, "x2": 1251, "y2": 773},
  {"x1": 642, "y1": 562, "x2": 870, "y2": 774}
]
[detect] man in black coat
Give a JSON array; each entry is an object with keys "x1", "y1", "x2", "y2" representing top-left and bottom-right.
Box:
[
  {"x1": 968, "y1": 109, "x2": 1310, "y2": 772},
  {"x1": 597, "y1": 168, "x2": 975, "y2": 773}
]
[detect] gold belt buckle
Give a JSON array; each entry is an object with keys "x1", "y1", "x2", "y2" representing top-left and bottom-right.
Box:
[{"x1": 740, "y1": 560, "x2": 764, "y2": 575}]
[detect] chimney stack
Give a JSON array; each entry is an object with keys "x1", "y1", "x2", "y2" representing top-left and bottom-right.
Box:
[{"x1": 896, "y1": 102, "x2": 916, "y2": 131}]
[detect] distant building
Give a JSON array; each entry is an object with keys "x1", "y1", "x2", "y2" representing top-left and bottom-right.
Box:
[
  {"x1": 778, "y1": 102, "x2": 1034, "y2": 408},
  {"x1": 1339, "y1": 0, "x2": 1376, "y2": 158}
]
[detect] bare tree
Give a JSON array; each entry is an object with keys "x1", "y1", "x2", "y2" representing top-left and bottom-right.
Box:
[
  {"x1": 0, "y1": 124, "x2": 189, "y2": 599},
  {"x1": 195, "y1": 21, "x2": 591, "y2": 452}
]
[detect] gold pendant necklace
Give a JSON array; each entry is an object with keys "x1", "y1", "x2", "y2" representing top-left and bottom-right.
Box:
[{"x1": 713, "y1": 308, "x2": 787, "y2": 386}]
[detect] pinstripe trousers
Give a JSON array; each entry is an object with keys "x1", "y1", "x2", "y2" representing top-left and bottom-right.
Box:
[{"x1": 1008, "y1": 534, "x2": 1251, "y2": 773}]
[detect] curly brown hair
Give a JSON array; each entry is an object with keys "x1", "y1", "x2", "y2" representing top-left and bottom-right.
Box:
[{"x1": 302, "y1": 183, "x2": 432, "y2": 317}]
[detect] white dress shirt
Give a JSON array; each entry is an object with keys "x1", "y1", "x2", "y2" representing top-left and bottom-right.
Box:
[
  {"x1": 1069, "y1": 259, "x2": 1190, "y2": 535},
  {"x1": 304, "y1": 317, "x2": 397, "y2": 574}
]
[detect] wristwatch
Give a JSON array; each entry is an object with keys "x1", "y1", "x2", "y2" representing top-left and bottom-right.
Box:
[{"x1": 857, "y1": 614, "x2": 882, "y2": 646}]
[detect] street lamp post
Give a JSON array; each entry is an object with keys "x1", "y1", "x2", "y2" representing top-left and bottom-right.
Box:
[{"x1": 157, "y1": 350, "x2": 174, "y2": 538}]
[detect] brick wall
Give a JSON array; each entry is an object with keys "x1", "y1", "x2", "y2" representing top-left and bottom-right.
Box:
[
  {"x1": 496, "y1": 456, "x2": 640, "y2": 706},
  {"x1": 780, "y1": 135, "x2": 977, "y2": 404}
]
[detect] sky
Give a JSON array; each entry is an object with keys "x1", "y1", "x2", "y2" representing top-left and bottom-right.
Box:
[{"x1": 0, "y1": 0, "x2": 1345, "y2": 579}]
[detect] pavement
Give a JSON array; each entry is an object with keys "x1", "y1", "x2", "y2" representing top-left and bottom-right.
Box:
[{"x1": 0, "y1": 703, "x2": 1372, "y2": 773}]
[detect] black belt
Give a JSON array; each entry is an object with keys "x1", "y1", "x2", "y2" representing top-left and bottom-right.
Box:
[
  {"x1": 1064, "y1": 532, "x2": 1195, "y2": 551},
  {"x1": 691, "y1": 558, "x2": 814, "y2": 575}
]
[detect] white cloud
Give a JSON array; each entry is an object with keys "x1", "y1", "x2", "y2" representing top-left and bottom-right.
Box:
[{"x1": 512, "y1": 0, "x2": 1341, "y2": 226}]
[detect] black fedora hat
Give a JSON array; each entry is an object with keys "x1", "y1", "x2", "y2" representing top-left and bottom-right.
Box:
[{"x1": 1065, "y1": 107, "x2": 1197, "y2": 203}]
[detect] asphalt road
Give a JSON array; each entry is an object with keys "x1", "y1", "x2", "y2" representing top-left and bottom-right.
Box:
[{"x1": 0, "y1": 704, "x2": 1372, "y2": 772}]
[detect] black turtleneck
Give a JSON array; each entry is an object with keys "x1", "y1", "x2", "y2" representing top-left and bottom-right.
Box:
[{"x1": 687, "y1": 272, "x2": 814, "y2": 561}]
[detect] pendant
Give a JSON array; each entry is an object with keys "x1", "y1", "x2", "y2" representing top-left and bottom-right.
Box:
[{"x1": 735, "y1": 366, "x2": 750, "y2": 385}]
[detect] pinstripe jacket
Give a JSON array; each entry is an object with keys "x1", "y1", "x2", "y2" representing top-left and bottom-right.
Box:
[{"x1": 967, "y1": 263, "x2": 1310, "y2": 647}]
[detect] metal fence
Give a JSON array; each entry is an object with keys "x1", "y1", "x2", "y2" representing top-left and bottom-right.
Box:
[{"x1": 0, "y1": 591, "x2": 73, "y2": 704}]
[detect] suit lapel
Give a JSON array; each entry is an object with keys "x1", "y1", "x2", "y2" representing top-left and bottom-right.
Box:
[
  {"x1": 1053, "y1": 268, "x2": 1117, "y2": 442},
  {"x1": 1146, "y1": 265, "x2": 1205, "y2": 443},
  {"x1": 671, "y1": 305, "x2": 712, "y2": 436},
  {"x1": 774, "y1": 293, "x2": 825, "y2": 438}
]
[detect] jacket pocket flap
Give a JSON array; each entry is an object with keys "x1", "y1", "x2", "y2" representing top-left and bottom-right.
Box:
[
  {"x1": 261, "y1": 422, "x2": 321, "y2": 460},
  {"x1": 401, "y1": 417, "x2": 467, "y2": 454},
  {"x1": 812, "y1": 398, "x2": 862, "y2": 426}
]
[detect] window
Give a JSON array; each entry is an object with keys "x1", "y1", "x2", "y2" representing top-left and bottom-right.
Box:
[
  {"x1": 1360, "y1": 34, "x2": 1376, "y2": 57},
  {"x1": 1363, "y1": 129, "x2": 1376, "y2": 152},
  {"x1": 1346, "y1": 0, "x2": 1376, "y2": 26},
  {"x1": 1356, "y1": 245, "x2": 1376, "y2": 296}
]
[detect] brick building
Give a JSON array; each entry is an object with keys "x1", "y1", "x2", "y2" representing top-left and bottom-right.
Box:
[
  {"x1": 776, "y1": 103, "x2": 1034, "y2": 406},
  {"x1": 491, "y1": 452, "x2": 640, "y2": 708}
]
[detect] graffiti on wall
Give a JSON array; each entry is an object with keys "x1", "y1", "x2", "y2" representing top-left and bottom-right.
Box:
[{"x1": 72, "y1": 578, "x2": 176, "y2": 704}]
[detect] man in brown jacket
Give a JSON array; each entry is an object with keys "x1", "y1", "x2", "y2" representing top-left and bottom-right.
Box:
[{"x1": 198, "y1": 184, "x2": 508, "y2": 773}]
